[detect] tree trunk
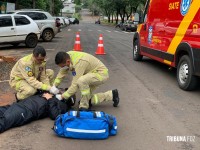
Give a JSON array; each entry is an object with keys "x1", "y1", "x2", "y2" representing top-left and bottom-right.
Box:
[
  {"x1": 49, "y1": 0, "x2": 55, "y2": 15},
  {"x1": 111, "y1": 13, "x2": 113, "y2": 23},
  {"x1": 108, "y1": 14, "x2": 110, "y2": 23},
  {"x1": 32, "y1": 0, "x2": 35, "y2": 9},
  {"x1": 119, "y1": 13, "x2": 125, "y2": 23},
  {"x1": 115, "y1": 9, "x2": 119, "y2": 24}
]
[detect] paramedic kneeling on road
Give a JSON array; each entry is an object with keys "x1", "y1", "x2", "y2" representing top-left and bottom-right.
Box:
[
  {"x1": 9, "y1": 46, "x2": 60, "y2": 100},
  {"x1": 54, "y1": 51, "x2": 120, "y2": 110}
]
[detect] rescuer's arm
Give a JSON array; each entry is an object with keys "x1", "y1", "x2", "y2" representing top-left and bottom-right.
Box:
[
  {"x1": 62, "y1": 61, "x2": 88, "y2": 99},
  {"x1": 19, "y1": 63, "x2": 51, "y2": 91},
  {"x1": 53, "y1": 68, "x2": 69, "y2": 87}
]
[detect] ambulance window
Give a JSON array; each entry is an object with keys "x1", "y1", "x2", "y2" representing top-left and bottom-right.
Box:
[
  {"x1": 144, "y1": 14, "x2": 147, "y2": 22},
  {"x1": 143, "y1": 0, "x2": 150, "y2": 22},
  {"x1": 136, "y1": 0, "x2": 150, "y2": 23},
  {"x1": 136, "y1": 3, "x2": 145, "y2": 23}
]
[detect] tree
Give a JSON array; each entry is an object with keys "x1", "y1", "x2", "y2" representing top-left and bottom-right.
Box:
[
  {"x1": 86, "y1": 0, "x2": 146, "y2": 24},
  {"x1": 74, "y1": 0, "x2": 81, "y2": 5},
  {"x1": 14, "y1": 0, "x2": 63, "y2": 16}
]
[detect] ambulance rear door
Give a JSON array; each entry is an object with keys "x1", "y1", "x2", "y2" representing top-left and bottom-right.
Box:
[{"x1": 139, "y1": 0, "x2": 169, "y2": 62}]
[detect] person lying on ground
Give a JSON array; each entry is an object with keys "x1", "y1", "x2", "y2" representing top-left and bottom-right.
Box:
[{"x1": 0, "y1": 93, "x2": 75, "y2": 133}]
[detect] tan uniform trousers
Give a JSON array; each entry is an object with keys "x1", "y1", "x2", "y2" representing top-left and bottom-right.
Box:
[
  {"x1": 77, "y1": 72, "x2": 113, "y2": 109},
  {"x1": 14, "y1": 69, "x2": 54, "y2": 100}
]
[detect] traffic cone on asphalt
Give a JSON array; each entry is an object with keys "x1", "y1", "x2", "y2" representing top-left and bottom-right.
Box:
[
  {"x1": 74, "y1": 32, "x2": 82, "y2": 51},
  {"x1": 95, "y1": 34, "x2": 106, "y2": 55}
]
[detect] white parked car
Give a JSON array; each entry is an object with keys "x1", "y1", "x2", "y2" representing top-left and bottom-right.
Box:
[
  {"x1": 69, "y1": 17, "x2": 79, "y2": 24},
  {"x1": 0, "y1": 14, "x2": 40, "y2": 48},
  {"x1": 9, "y1": 10, "x2": 58, "y2": 42},
  {"x1": 64, "y1": 17, "x2": 70, "y2": 25},
  {"x1": 54, "y1": 17, "x2": 65, "y2": 26}
]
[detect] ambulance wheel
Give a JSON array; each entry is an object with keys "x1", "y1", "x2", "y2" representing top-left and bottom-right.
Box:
[
  {"x1": 177, "y1": 55, "x2": 198, "y2": 91},
  {"x1": 133, "y1": 40, "x2": 143, "y2": 61}
]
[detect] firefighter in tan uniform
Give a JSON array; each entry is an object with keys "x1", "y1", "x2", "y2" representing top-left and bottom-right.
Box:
[
  {"x1": 54, "y1": 51, "x2": 119, "y2": 110},
  {"x1": 9, "y1": 46, "x2": 60, "y2": 100}
]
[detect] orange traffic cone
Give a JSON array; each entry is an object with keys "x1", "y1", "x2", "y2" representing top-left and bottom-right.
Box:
[
  {"x1": 95, "y1": 34, "x2": 106, "y2": 55},
  {"x1": 74, "y1": 32, "x2": 82, "y2": 51}
]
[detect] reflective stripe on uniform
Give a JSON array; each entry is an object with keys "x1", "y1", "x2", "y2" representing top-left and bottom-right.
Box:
[
  {"x1": 93, "y1": 94, "x2": 98, "y2": 104},
  {"x1": 41, "y1": 84, "x2": 48, "y2": 90},
  {"x1": 92, "y1": 69, "x2": 108, "y2": 81},
  {"x1": 15, "y1": 76, "x2": 22, "y2": 80},
  {"x1": 62, "y1": 91, "x2": 71, "y2": 99},
  {"x1": 67, "y1": 51, "x2": 85, "y2": 65},
  {"x1": 15, "y1": 80, "x2": 21, "y2": 90},
  {"x1": 54, "y1": 78, "x2": 61, "y2": 85},
  {"x1": 81, "y1": 88, "x2": 90, "y2": 96},
  {"x1": 103, "y1": 69, "x2": 108, "y2": 75},
  {"x1": 94, "y1": 73, "x2": 103, "y2": 81}
]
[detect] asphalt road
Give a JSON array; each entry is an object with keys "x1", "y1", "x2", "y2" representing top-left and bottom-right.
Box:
[{"x1": 0, "y1": 9, "x2": 200, "y2": 150}]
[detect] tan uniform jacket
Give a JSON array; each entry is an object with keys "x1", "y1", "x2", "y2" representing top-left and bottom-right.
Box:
[
  {"x1": 54, "y1": 51, "x2": 108, "y2": 98},
  {"x1": 10, "y1": 54, "x2": 51, "y2": 91}
]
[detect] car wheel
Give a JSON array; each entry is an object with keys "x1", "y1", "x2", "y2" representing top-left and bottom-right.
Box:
[
  {"x1": 177, "y1": 55, "x2": 199, "y2": 90},
  {"x1": 25, "y1": 34, "x2": 38, "y2": 48},
  {"x1": 133, "y1": 39, "x2": 143, "y2": 61},
  {"x1": 42, "y1": 29, "x2": 54, "y2": 42}
]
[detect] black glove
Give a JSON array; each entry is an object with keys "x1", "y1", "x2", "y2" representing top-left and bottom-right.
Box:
[{"x1": 64, "y1": 95, "x2": 76, "y2": 107}]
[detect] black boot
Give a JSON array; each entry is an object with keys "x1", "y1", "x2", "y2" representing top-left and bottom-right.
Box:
[
  {"x1": 88, "y1": 100, "x2": 92, "y2": 109},
  {"x1": 112, "y1": 89, "x2": 119, "y2": 107}
]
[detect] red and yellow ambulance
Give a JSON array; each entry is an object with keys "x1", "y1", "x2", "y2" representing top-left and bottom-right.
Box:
[{"x1": 133, "y1": 0, "x2": 200, "y2": 90}]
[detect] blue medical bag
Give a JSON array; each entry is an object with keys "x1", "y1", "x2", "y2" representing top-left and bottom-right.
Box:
[{"x1": 53, "y1": 110, "x2": 117, "y2": 139}]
